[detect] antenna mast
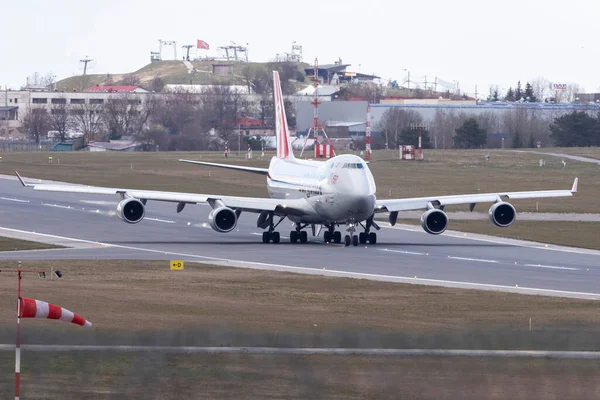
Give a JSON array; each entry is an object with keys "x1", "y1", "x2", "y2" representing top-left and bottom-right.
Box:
[
  {"x1": 182, "y1": 45, "x2": 193, "y2": 61},
  {"x1": 79, "y1": 57, "x2": 93, "y2": 75},
  {"x1": 300, "y1": 58, "x2": 335, "y2": 158}
]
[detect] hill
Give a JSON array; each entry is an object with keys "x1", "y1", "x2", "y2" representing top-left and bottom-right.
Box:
[{"x1": 56, "y1": 60, "x2": 310, "y2": 92}]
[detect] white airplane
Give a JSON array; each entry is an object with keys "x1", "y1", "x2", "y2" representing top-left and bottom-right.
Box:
[{"x1": 16, "y1": 71, "x2": 578, "y2": 247}]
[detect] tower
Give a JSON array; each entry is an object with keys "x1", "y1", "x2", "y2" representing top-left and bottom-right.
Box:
[
  {"x1": 300, "y1": 58, "x2": 335, "y2": 158},
  {"x1": 365, "y1": 105, "x2": 372, "y2": 160}
]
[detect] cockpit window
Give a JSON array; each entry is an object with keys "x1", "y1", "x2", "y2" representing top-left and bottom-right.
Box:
[{"x1": 342, "y1": 163, "x2": 364, "y2": 169}]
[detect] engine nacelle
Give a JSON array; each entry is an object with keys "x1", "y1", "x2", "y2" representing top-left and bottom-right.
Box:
[
  {"x1": 489, "y1": 202, "x2": 516, "y2": 227},
  {"x1": 208, "y1": 207, "x2": 238, "y2": 233},
  {"x1": 420, "y1": 209, "x2": 448, "y2": 235},
  {"x1": 256, "y1": 210, "x2": 271, "y2": 229},
  {"x1": 116, "y1": 198, "x2": 145, "y2": 224}
]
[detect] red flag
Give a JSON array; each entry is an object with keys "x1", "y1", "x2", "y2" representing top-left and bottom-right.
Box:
[
  {"x1": 197, "y1": 40, "x2": 209, "y2": 50},
  {"x1": 20, "y1": 298, "x2": 92, "y2": 327}
]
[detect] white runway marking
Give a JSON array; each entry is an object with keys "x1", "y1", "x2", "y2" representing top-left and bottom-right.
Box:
[
  {"x1": 524, "y1": 264, "x2": 580, "y2": 271},
  {"x1": 42, "y1": 203, "x2": 71, "y2": 209},
  {"x1": 145, "y1": 217, "x2": 176, "y2": 224},
  {"x1": 1, "y1": 344, "x2": 600, "y2": 359},
  {"x1": 379, "y1": 249, "x2": 428, "y2": 256},
  {"x1": 448, "y1": 256, "x2": 497, "y2": 263},
  {"x1": 80, "y1": 200, "x2": 115, "y2": 205},
  {"x1": 0, "y1": 197, "x2": 30, "y2": 203},
  {"x1": 0, "y1": 226, "x2": 598, "y2": 300}
]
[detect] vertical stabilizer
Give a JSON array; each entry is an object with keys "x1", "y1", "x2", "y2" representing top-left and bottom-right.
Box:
[{"x1": 273, "y1": 71, "x2": 295, "y2": 160}]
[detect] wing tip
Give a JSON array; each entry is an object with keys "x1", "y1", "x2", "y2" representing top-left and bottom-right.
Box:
[{"x1": 572, "y1": 177, "x2": 578, "y2": 193}]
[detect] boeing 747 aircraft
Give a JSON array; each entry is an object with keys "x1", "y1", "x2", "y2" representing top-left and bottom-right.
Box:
[{"x1": 16, "y1": 71, "x2": 578, "y2": 247}]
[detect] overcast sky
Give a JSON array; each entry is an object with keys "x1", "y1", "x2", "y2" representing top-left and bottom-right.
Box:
[{"x1": 2, "y1": 0, "x2": 599, "y2": 97}]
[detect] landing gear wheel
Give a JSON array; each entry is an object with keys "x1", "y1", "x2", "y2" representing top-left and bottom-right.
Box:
[
  {"x1": 324, "y1": 231, "x2": 331, "y2": 243},
  {"x1": 262, "y1": 232, "x2": 269, "y2": 243},
  {"x1": 272, "y1": 232, "x2": 280, "y2": 244},
  {"x1": 352, "y1": 235, "x2": 359, "y2": 247},
  {"x1": 344, "y1": 235, "x2": 351, "y2": 247},
  {"x1": 300, "y1": 231, "x2": 308, "y2": 243},
  {"x1": 334, "y1": 231, "x2": 342, "y2": 244},
  {"x1": 368, "y1": 232, "x2": 377, "y2": 244},
  {"x1": 290, "y1": 231, "x2": 298, "y2": 243},
  {"x1": 359, "y1": 232, "x2": 367, "y2": 244}
]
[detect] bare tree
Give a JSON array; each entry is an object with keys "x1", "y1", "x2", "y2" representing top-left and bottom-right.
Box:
[
  {"x1": 21, "y1": 107, "x2": 50, "y2": 144},
  {"x1": 531, "y1": 77, "x2": 551, "y2": 102},
  {"x1": 149, "y1": 76, "x2": 165, "y2": 92},
  {"x1": 102, "y1": 94, "x2": 154, "y2": 140},
  {"x1": 122, "y1": 74, "x2": 141, "y2": 86},
  {"x1": 377, "y1": 108, "x2": 422, "y2": 149},
  {"x1": 71, "y1": 101, "x2": 104, "y2": 143},
  {"x1": 48, "y1": 96, "x2": 72, "y2": 141}
]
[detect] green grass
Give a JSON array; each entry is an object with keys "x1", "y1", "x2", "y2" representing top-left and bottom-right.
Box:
[
  {"x1": 0, "y1": 259, "x2": 598, "y2": 398},
  {"x1": 0, "y1": 237, "x2": 62, "y2": 252}
]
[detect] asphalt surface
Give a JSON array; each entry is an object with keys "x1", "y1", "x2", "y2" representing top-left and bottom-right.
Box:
[{"x1": 1, "y1": 175, "x2": 599, "y2": 300}]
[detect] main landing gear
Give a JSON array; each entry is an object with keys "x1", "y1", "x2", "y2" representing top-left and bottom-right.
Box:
[
  {"x1": 290, "y1": 224, "x2": 308, "y2": 243},
  {"x1": 262, "y1": 212, "x2": 285, "y2": 244},
  {"x1": 323, "y1": 225, "x2": 342, "y2": 244}
]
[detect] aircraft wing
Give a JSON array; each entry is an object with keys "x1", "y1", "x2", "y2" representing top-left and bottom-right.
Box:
[
  {"x1": 15, "y1": 172, "x2": 307, "y2": 215},
  {"x1": 178, "y1": 159, "x2": 269, "y2": 175},
  {"x1": 375, "y1": 178, "x2": 578, "y2": 213}
]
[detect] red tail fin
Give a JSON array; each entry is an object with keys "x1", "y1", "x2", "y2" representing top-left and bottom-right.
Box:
[{"x1": 273, "y1": 71, "x2": 294, "y2": 160}]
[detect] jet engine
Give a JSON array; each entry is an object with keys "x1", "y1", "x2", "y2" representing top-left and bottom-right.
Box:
[
  {"x1": 208, "y1": 207, "x2": 238, "y2": 233},
  {"x1": 420, "y1": 209, "x2": 448, "y2": 235},
  {"x1": 489, "y1": 202, "x2": 516, "y2": 227},
  {"x1": 116, "y1": 198, "x2": 146, "y2": 224}
]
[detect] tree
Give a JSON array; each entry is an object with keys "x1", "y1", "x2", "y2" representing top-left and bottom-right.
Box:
[
  {"x1": 504, "y1": 87, "x2": 515, "y2": 102},
  {"x1": 453, "y1": 118, "x2": 487, "y2": 149},
  {"x1": 531, "y1": 76, "x2": 550, "y2": 101},
  {"x1": 524, "y1": 82, "x2": 537, "y2": 102},
  {"x1": 550, "y1": 111, "x2": 600, "y2": 146},
  {"x1": 122, "y1": 74, "x2": 141, "y2": 86},
  {"x1": 149, "y1": 76, "x2": 165, "y2": 92},
  {"x1": 399, "y1": 127, "x2": 432, "y2": 148},
  {"x1": 511, "y1": 131, "x2": 523, "y2": 148},
  {"x1": 515, "y1": 81, "x2": 523, "y2": 101},
  {"x1": 528, "y1": 133, "x2": 536, "y2": 148},
  {"x1": 22, "y1": 107, "x2": 50, "y2": 144},
  {"x1": 71, "y1": 101, "x2": 104, "y2": 143},
  {"x1": 492, "y1": 89, "x2": 499, "y2": 101},
  {"x1": 102, "y1": 94, "x2": 156, "y2": 140},
  {"x1": 48, "y1": 96, "x2": 72, "y2": 141},
  {"x1": 377, "y1": 108, "x2": 422, "y2": 149}
]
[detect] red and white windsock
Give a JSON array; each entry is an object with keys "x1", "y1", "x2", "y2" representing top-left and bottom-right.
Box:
[{"x1": 19, "y1": 298, "x2": 92, "y2": 328}]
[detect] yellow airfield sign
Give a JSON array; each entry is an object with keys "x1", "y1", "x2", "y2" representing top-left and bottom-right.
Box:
[{"x1": 170, "y1": 260, "x2": 184, "y2": 270}]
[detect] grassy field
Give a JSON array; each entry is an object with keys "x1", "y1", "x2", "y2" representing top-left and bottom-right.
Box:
[
  {"x1": 0, "y1": 237, "x2": 61, "y2": 252},
  {"x1": 397, "y1": 219, "x2": 600, "y2": 251},
  {"x1": 0, "y1": 149, "x2": 595, "y2": 214},
  {"x1": 0, "y1": 259, "x2": 599, "y2": 398},
  {"x1": 535, "y1": 146, "x2": 600, "y2": 159}
]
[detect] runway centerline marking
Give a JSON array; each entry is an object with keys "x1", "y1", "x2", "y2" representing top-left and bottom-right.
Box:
[
  {"x1": 379, "y1": 249, "x2": 428, "y2": 256},
  {"x1": 524, "y1": 264, "x2": 580, "y2": 271},
  {"x1": 448, "y1": 256, "x2": 497, "y2": 263},
  {"x1": 0, "y1": 197, "x2": 30, "y2": 203},
  {"x1": 42, "y1": 203, "x2": 72, "y2": 209},
  {"x1": 0, "y1": 225, "x2": 598, "y2": 300},
  {"x1": 145, "y1": 217, "x2": 176, "y2": 224}
]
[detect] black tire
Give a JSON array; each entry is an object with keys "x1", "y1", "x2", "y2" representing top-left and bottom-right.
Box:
[
  {"x1": 272, "y1": 232, "x2": 280, "y2": 244},
  {"x1": 369, "y1": 232, "x2": 377, "y2": 244},
  {"x1": 352, "y1": 235, "x2": 359, "y2": 247},
  {"x1": 300, "y1": 231, "x2": 308, "y2": 243},
  {"x1": 324, "y1": 231, "x2": 331, "y2": 243},
  {"x1": 359, "y1": 232, "x2": 367, "y2": 244},
  {"x1": 290, "y1": 231, "x2": 298, "y2": 243},
  {"x1": 344, "y1": 235, "x2": 351, "y2": 247},
  {"x1": 262, "y1": 232, "x2": 269, "y2": 243},
  {"x1": 334, "y1": 231, "x2": 342, "y2": 244}
]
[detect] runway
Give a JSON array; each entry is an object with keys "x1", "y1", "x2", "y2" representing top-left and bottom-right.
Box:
[{"x1": 1, "y1": 175, "x2": 599, "y2": 300}]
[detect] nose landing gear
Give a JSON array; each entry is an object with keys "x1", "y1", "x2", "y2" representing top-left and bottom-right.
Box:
[{"x1": 344, "y1": 221, "x2": 359, "y2": 247}]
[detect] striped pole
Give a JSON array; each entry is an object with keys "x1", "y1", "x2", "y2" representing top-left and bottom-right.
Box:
[{"x1": 15, "y1": 270, "x2": 21, "y2": 400}]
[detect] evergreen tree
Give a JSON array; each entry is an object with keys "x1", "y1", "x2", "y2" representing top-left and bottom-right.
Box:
[
  {"x1": 492, "y1": 90, "x2": 499, "y2": 101},
  {"x1": 504, "y1": 87, "x2": 515, "y2": 102},
  {"x1": 453, "y1": 118, "x2": 487, "y2": 149},
  {"x1": 515, "y1": 81, "x2": 523, "y2": 101},
  {"x1": 524, "y1": 82, "x2": 537, "y2": 102},
  {"x1": 550, "y1": 111, "x2": 600, "y2": 146},
  {"x1": 528, "y1": 134, "x2": 535, "y2": 148},
  {"x1": 398, "y1": 127, "x2": 432, "y2": 148},
  {"x1": 511, "y1": 131, "x2": 523, "y2": 148}
]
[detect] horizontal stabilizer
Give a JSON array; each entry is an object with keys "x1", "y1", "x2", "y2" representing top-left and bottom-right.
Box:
[{"x1": 179, "y1": 159, "x2": 269, "y2": 175}]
